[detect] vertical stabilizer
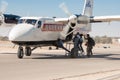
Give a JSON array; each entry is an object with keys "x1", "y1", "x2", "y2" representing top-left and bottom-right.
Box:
[{"x1": 82, "y1": 0, "x2": 93, "y2": 17}]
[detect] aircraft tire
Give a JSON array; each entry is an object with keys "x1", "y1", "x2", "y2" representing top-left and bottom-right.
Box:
[
  {"x1": 25, "y1": 47, "x2": 31, "y2": 56},
  {"x1": 49, "y1": 47, "x2": 52, "y2": 50},
  {"x1": 17, "y1": 47, "x2": 24, "y2": 59},
  {"x1": 70, "y1": 48, "x2": 78, "y2": 58}
]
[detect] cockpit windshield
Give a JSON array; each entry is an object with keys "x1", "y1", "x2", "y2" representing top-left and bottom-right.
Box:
[{"x1": 18, "y1": 19, "x2": 37, "y2": 25}]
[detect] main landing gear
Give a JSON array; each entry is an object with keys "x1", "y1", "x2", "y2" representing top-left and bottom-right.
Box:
[
  {"x1": 70, "y1": 48, "x2": 79, "y2": 58},
  {"x1": 17, "y1": 46, "x2": 32, "y2": 59}
]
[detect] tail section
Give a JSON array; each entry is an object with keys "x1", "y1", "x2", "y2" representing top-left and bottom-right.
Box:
[{"x1": 82, "y1": 0, "x2": 93, "y2": 17}]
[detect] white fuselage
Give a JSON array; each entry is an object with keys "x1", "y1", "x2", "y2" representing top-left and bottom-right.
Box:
[{"x1": 8, "y1": 17, "x2": 66, "y2": 43}]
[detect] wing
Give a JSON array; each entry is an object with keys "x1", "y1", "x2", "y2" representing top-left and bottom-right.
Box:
[
  {"x1": 54, "y1": 15, "x2": 120, "y2": 23},
  {"x1": 91, "y1": 15, "x2": 120, "y2": 23},
  {"x1": 54, "y1": 18, "x2": 69, "y2": 24}
]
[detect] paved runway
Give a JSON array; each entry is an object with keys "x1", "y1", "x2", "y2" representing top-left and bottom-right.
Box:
[{"x1": 0, "y1": 42, "x2": 120, "y2": 80}]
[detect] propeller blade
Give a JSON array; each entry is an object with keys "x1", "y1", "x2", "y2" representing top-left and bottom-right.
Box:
[
  {"x1": 59, "y1": 3, "x2": 72, "y2": 16},
  {"x1": 0, "y1": 1, "x2": 8, "y2": 14}
]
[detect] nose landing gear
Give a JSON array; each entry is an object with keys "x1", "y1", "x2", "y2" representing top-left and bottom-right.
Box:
[
  {"x1": 17, "y1": 46, "x2": 32, "y2": 59},
  {"x1": 25, "y1": 47, "x2": 31, "y2": 56},
  {"x1": 17, "y1": 46, "x2": 24, "y2": 59}
]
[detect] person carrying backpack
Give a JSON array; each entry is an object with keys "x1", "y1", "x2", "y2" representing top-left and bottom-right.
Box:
[{"x1": 85, "y1": 34, "x2": 95, "y2": 57}]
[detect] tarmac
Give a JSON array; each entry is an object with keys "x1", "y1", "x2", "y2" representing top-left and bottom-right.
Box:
[{"x1": 0, "y1": 41, "x2": 120, "y2": 80}]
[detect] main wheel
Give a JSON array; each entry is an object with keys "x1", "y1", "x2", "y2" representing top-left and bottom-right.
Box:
[
  {"x1": 70, "y1": 48, "x2": 78, "y2": 58},
  {"x1": 25, "y1": 47, "x2": 31, "y2": 56},
  {"x1": 49, "y1": 47, "x2": 52, "y2": 50},
  {"x1": 17, "y1": 46, "x2": 24, "y2": 59}
]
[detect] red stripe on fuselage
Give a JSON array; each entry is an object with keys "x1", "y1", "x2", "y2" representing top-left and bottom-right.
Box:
[{"x1": 41, "y1": 23, "x2": 65, "y2": 31}]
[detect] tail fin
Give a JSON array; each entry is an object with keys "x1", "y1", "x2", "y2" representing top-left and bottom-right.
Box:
[{"x1": 82, "y1": 0, "x2": 93, "y2": 17}]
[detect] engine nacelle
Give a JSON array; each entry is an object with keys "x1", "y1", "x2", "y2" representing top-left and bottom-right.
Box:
[
  {"x1": 68, "y1": 15, "x2": 77, "y2": 27},
  {"x1": 68, "y1": 15, "x2": 90, "y2": 28},
  {"x1": 77, "y1": 15, "x2": 89, "y2": 24}
]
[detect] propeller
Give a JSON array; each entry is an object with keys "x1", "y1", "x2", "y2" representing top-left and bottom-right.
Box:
[
  {"x1": 59, "y1": 3, "x2": 72, "y2": 16},
  {"x1": 59, "y1": 2, "x2": 90, "y2": 39},
  {"x1": 59, "y1": 2, "x2": 89, "y2": 28},
  {"x1": 0, "y1": 1, "x2": 8, "y2": 25},
  {"x1": 0, "y1": 1, "x2": 8, "y2": 14},
  {"x1": 59, "y1": 3, "x2": 77, "y2": 28}
]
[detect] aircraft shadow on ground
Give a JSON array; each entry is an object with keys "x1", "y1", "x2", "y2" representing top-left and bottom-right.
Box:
[
  {"x1": 31, "y1": 53, "x2": 79, "y2": 59},
  {"x1": 0, "y1": 53, "x2": 16, "y2": 55},
  {"x1": 31, "y1": 52, "x2": 120, "y2": 60},
  {"x1": 91, "y1": 53, "x2": 120, "y2": 60},
  {"x1": 0, "y1": 52, "x2": 120, "y2": 60}
]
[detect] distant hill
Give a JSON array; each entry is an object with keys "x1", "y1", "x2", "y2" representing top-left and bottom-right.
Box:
[{"x1": 0, "y1": 36, "x2": 8, "y2": 41}]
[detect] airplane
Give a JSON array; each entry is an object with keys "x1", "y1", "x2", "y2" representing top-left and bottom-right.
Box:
[
  {"x1": 0, "y1": 14, "x2": 20, "y2": 26},
  {"x1": 0, "y1": 1, "x2": 20, "y2": 27},
  {"x1": 0, "y1": 1, "x2": 20, "y2": 39},
  {"x1": 8, "y1": 0, "x2": 120, "y2": 59}
]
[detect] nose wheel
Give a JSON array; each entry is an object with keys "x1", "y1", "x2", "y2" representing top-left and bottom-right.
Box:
[
  {"x1": 17, "y1": 46, "x2": 24, "y2": 59},
  {"x1": 25, "y1": 47, "x2": 31, "y2": 56},
  {"x1": 17, "y1": 46, "x2": 32, "y2": 59}
]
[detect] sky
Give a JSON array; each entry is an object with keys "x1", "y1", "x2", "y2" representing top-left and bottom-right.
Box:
[{"x1": 1, "y1": 0, "x2": 120, "y2": 37}]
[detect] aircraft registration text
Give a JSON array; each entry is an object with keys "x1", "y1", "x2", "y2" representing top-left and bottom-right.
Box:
[{"x1": 42, "y1": 24, "x2": 65, "y2": 31}]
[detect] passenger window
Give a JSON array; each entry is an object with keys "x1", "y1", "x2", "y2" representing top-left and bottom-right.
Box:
[{"x1": 38, "y1": 21, "x2": 42, "y2": 28}]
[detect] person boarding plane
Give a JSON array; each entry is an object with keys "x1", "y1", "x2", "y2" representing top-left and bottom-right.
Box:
[{"x1": 8, "y1": 0, "x2": 120, "y2": 59}]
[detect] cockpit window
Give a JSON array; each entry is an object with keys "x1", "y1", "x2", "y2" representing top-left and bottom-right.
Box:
[
  {"x1": 18, "y1": 19, "x2": 25, "y2": 23},
  {"x1": 18, "y1": 19, "x2": 37, "y2": 25},
  {"x1": 26, "y1": 19, "x2": 37, "y2": 25},
  {"x1": 38, "y1": 21, "x2": 42, "y2": 28}
]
